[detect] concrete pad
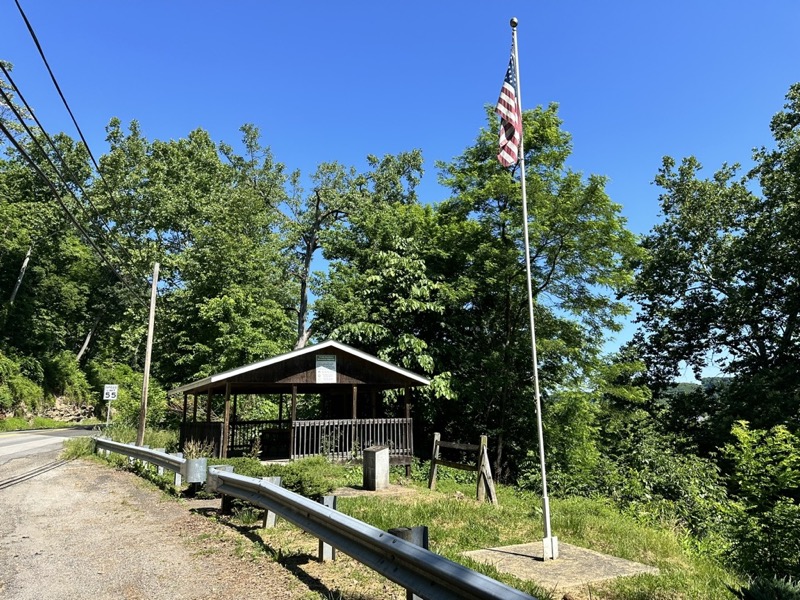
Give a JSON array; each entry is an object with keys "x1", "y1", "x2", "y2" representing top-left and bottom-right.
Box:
[{"x1": 464, "y1": 541, "x2": 659, "y2": 593}]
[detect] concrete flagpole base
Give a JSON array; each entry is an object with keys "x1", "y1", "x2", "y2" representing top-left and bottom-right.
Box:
[{"x1": 543, "y1": 536, "x2": 559, "y2": 560}]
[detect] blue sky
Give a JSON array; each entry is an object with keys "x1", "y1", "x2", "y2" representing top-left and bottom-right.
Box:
[{"x1": 3, "y1": 1, "x2": 798, "y2": 378}]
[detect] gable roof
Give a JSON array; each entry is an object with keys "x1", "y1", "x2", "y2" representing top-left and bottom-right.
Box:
[{"x1": 168, "y1": 340, "x2": 431, "y2": 396}]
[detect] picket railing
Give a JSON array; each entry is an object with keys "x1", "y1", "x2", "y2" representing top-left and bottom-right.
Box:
[{"x1": 291, "y1": 417, "x2": 413, "y2": 463}]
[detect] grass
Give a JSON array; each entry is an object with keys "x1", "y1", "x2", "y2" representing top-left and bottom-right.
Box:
[
  {"x1": 86, "y1": 444, "x2": 744, "y2": 599},
  {"x1": 102, "y1": 424, "x2": 179, "y2": 451},
  {"x1": 334, "y1": 477, "x2": 742, "y2": 599},
  {"x1": 61, "y1": 436, "x2": 96, "y2": 459},
  {"x1": 0, "y1": 415, "x2": 100, "y2": 432}
]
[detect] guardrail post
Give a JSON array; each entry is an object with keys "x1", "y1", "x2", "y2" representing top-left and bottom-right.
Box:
[
  {"x1": 318, "y1": 495, "x2": 337, "y2": 562},
  {"x1": 388, "y1": 526, "x2": 429, "y2": 600},
  {"x1": 261, "y1": 476, "x2": 282, "y2": 528},
  {"x1": 210, "y1": 465, "x2": 236, "y2": 514},
  {"x1": 154, "y1": 448, "x2": 166, "y2": 475},
  {"x1": 171, "y1": 452, "x2": 183, "y2": 486}
]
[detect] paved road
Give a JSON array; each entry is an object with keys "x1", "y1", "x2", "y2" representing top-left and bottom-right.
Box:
[{"x1": 0, "y1": 427, "x2": 94, "y2": 466}]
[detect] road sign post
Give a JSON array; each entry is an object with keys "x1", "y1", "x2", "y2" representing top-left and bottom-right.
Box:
[{"x1": 103, "y1": 384, "x2": 119, "y2": 426}]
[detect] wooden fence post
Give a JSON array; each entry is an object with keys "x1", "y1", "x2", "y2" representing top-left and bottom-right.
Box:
[{"x1": 427, "y1": 432, "x2": 441, "y2": 490}]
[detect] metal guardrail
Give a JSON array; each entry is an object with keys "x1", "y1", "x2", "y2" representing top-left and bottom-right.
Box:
[
  {"x1": 92, "y1": 438, "x2": 536, "y2": 599},
  {"x1": 207, "y1": 467, "x2": 536, "y2": 600},
  {"x1": 94, "y1": 438, "x2": 187, "y2": 483}
]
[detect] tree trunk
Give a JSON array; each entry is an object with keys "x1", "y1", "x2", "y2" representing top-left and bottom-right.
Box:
[
  {"x1": 76, "y1": 313, "x2": 103, "y2": 363},
  {"x1": 9, "y1": 243, "x2": 33, "y2": 305},
  {"x1": 295, "y1": 236, "x2": 316, "y2": 349}
]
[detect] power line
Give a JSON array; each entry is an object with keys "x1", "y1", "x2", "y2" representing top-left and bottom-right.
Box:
[
  {"x1": 13, "y1": 0, "x2": 106, "y2": 179},
  {"x1": 0, "y1": 119, "x2": 148, "y2": 308},
  {"x1": 0, "y1": 63, "x2": 141, "y2": 270},
  {"x1": 11, "y1": 0, "x2": 146, "y2": 267}
]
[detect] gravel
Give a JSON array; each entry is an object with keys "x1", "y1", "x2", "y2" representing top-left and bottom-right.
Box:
[{"x1": 0, "y1": 449, "x2": 303, "y2": 599}]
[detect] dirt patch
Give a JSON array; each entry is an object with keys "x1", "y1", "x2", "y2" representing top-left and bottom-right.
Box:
[
  {"x1": 0, "y1": 450, "x2": 305, "y2": 599},
  {"x1": 331, "y1": 483, "x2": 418, "y2": 498}
]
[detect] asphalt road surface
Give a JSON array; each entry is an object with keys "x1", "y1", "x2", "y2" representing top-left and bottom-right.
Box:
[{"x1": 0, "y1": 427, "x2": 94, "y2": 466}]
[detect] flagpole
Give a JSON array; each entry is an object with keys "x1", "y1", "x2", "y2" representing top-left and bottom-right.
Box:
[{"x1": 510, "y1": 16, "x2": 558, "y2": 560}]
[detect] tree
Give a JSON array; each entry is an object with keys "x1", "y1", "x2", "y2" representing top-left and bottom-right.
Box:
[
  {"x1": 315, "y1": 108, "x2": 640, "y2": 479},
  {"x1": 282, "y1": 161, "x2": 365, "y2": 348},
  {"x1": 430, "y1": 105, "x2": 640, "y2": 478},
  {"x1": 632, "y1": 83, "x2": 800, "y2": 436}
]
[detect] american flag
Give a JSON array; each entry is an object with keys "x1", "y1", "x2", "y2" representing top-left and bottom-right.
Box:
[{"x1": 495, "y1": 52, "x2": 521, "y2": 167}]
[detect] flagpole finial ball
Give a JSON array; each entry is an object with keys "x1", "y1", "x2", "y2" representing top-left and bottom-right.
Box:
[{"x1": 510, "y1": 17, "x2": 518, "y2": 28}]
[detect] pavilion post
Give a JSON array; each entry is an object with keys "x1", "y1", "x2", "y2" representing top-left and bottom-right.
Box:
[
  {"x1": 290, "y1": 385, "x2": 297, "y2": 459},
  {"x1": 222, "y1": 383, "x2": 231, "y2": 458},
  {"x1": 404, "y1": 387, "x2": 412, "y2": 476},
  {"x1": 352, "y1": 385, "x2": 358, "y2": 456},
  {"x1": 192, "y1": 394, "x2": 198, "y2": 423},
  {"x1": 180, "y1": 392, "x2": 188, "y2": 449},
  {"x1": 206, "y1": 388, "x2": 213, "y2": 455},
  {"x1": 371, "y1": 388, "x2": 377, "y2": 418}
]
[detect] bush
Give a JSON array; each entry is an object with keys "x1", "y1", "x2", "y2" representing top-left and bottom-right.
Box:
[
  {"x1": 723, "y1": 422, "x2": 800, "y2": 579},
  {"x1": 43, "y1": 351, "x2": 91, "y2": 404},
  {"x1": 731, "y1": 576, "x2": 800, "y2": 600},
  {"x1": 0, "y1": 351, "x2": 44, "y2": 412},
  {"x1": 209, "y1": 455, "x2": 339, "y2": 499},
  {"x1": 593, "y1": 421, "x2": 732, "y2": 541}
]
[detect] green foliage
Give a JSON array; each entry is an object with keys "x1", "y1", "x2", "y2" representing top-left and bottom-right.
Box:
[
  {"x1": 0, "y1": 415, "x2": 85, "y2": 431},
  {"x1": 85, "y1": 360, "x2": 167, "y2": 427},
  {"x1": 592, "y1": 412, "x2": 733, "y2": 543},
  {"x1": 42, "y1": 351, "x2": 91, "y2": 403},
  {"x1": 0, "y1": 351, "x2": 44, "y2": 412},
  {"x1": 632, "y1": 83, "x2": 800, "y2": 437},
  {"x1": 723, "y1": 422, "x2": 800, "y2": 578},
  {"x1": 527, "y1": 390, "x2": 600, "y2": 496},
  {"x1": 732, "y1": 577, "x2": 800, "y2": 600},
  {"x1": 271, "y1": 456, "x2": 341, "y2": 500},
  {"x1": 0, "y1": 417, "x2": 28, "y2": 431},
  {"x1": 210, "y1": 455, "x2": 344, "y2": 499},
  {"x1": 61, "y1": 436, "x2": 95, "y2": 459},
  {"x1": 183, "y1": 438, "x2": 215, "y2": 459},
  {"x1": 103, "y1": 423, "x2": 178, "y2": 451}
]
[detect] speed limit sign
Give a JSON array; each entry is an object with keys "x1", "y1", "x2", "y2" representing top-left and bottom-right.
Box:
[{"x1": 103, "y1": 384, "x2": 119, "y2": 401}]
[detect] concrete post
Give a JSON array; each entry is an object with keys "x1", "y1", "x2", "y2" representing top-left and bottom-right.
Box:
[{"x1": 363, "y1": 445, "x2": 389, "y2": 491}]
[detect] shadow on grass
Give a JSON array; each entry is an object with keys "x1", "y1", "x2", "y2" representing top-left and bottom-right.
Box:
[{"x1": 190, "y1": 506, "x2": 341, "y2": 599}]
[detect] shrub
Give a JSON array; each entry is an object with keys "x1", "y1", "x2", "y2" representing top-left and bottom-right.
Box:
[
  {"x1": 43, "y1": 351, "x2": 91, "y2": 404},
  {"x1": 731, "y1": 576, "x2": 800, "y2": 600},
  {"x1": 0, "y1": 351, "x2": 44, "y2": 412},
  {"x1": 209, "y1": 455, "x2": 339, "y2": 499},
  {"x1": 723, "y1": 422, "x2": 800, "y2": 579},
  {"x1": 593, "y1": 421, "x2": 732, "y2": 541}
]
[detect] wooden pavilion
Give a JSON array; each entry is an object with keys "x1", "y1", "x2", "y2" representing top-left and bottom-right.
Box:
[{"x1": 169, "y1": 340, "x2": 430, "y2": 465}]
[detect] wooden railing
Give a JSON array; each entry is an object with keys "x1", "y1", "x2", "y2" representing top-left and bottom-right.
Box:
[
  {"x1": 291, "y1": 418, "x2": 413, "y2": 464},
  {"x1": 228, "y1": 419, "x2": 285, "y2": 457},
  {"x1": 180, "y1": 421, "x2": 223, "y2": 456}
]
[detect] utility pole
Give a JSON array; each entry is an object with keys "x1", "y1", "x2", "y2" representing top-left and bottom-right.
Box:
[{"x1": 136, "y1": 262, "x2": 159, "y2": 446}]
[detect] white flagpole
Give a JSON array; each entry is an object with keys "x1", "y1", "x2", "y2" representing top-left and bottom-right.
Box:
[{"x1": 510, "y1": 17, "x2": 558, "y2": 560}]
